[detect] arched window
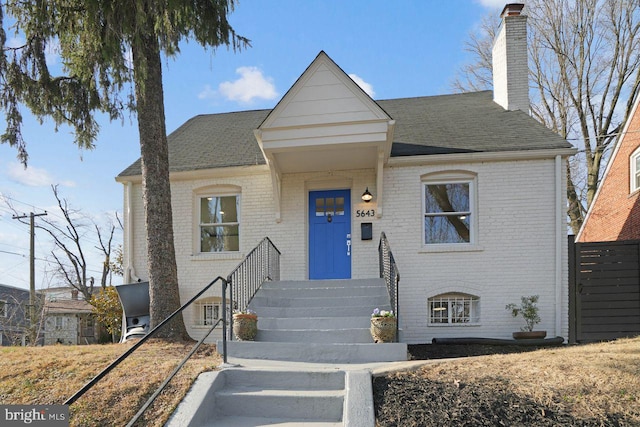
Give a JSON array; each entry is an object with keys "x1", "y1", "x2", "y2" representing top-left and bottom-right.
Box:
[{"x1": 428, "y1": 292, "x2": 480, "y2": 325}]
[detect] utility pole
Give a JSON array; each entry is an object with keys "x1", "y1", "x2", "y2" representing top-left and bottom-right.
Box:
[{"x1": 12, "y1": 211, "x2": 47, "y2": 344}]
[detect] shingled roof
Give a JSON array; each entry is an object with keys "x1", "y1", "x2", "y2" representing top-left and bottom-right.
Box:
[{"x1": 118, "y1": 91, "x2": 572, "y2": 177}]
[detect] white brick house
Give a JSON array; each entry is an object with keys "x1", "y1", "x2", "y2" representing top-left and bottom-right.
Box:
[{"x1": 117, "y1": 5, "x2": 575, "y2": 344}]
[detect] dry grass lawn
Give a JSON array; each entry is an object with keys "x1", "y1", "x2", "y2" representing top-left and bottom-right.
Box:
[
  {"x1": 1, "y1": 337, "x2": 639, "y2": 426},
  {"x1": 0, "y1": 339, "x2": 220, "y2": 426}
]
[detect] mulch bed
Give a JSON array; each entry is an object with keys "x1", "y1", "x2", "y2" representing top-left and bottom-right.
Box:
[
  {"x1": 407, "y1": 343, "x2": 549, "y2": 360},
  {"x1": 371, "y1": 344, "x2": 626, "y2": 427}
]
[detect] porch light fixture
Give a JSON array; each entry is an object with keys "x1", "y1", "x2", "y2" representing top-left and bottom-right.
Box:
[{"x1": 361, "y1": 187, "x2": 373, "y2": 203}]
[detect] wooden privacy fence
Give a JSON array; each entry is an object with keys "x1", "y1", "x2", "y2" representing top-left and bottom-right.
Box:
[{"x1": 569, "y1": 236, "x2": 640, "y2": 343}]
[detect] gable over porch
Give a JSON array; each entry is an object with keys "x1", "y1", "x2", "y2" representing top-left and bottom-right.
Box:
[{"x1": 255, "y1": 51, "x2": 395, "y2": 222}]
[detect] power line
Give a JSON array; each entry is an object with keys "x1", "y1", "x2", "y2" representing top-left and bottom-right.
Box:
[{"x1": 0, "y1": 249, "x2": 27, "y2": 257}]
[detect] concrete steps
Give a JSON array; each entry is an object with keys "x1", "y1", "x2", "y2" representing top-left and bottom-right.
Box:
[
  {"x1": 166, "y1": 369, "x2": 352, "y2": 427},
  {"x1": 219, "y1": 278, "x2": 407, "y2": 363},
  {"x1": 177, "y1": 278, "x2": 406, "y2": 426},
  {"x1": 215, "y1": 370, "x2": 344, "y2": 422},
  {"x1": 218, "y1": 279, "x2": 407, "y2": 364}
]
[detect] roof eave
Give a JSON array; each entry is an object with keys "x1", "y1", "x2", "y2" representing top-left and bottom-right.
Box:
[{"x1": 388, "y1": 147, "x2": 577, "y2": 166}]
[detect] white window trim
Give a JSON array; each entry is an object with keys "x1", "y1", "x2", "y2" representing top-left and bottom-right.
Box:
[
  {"x1": 194, "y1": 187, "x2": 241, "y2": 254},
  {"x1": 630, "y1": 147, "x2": 640, "y2": 194},
  {"x1": 428, "y1": 293, "x2": 480, "y2": 326},
  {"x1": 421, "y1": 172, "x2": 478, "y2": 249}
]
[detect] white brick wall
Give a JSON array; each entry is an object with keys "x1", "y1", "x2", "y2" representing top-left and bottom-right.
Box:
[
  {"x1": 379, "y1": 158, "x2": 567, "y2": 343},
  {"x1": 124, "y1": 156, "x2": 569, "y2": 344}
]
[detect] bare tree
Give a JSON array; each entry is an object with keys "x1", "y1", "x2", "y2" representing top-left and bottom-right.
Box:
[
  {"x1": 7, "y1": 185, "x2": 121, "y2": 301},
  {"x1": 452, "y1": 14, "x2": 499, "y2": 93},
  {"x1": 453, "y1": 0, "x2": 640, "y2": 234}
]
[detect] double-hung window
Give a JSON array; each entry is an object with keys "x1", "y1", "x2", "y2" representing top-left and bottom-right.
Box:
[
  {"x1": 199, "y1": 195, "x2": 240, "y2": 252},
  {"x1": 631, "y1": 148, "x2": 640, "y2": 193},
  {"x1": 0, "y1": 300, "x2": 6, "y2": 317},
  {"x1": 423, "y1": 174, "x2": 475, "y2": 245}
]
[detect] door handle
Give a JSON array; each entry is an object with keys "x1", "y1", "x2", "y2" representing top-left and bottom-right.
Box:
[{"x1": 347, "y1": 235, "x2": 351, "y2": 256}]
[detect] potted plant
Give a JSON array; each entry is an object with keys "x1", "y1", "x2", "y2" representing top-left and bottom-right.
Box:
[
  {"x1": 505, "y1": 295, "x2": 546, "y2": 339},
  {"x1": 370, "y1": 308, "x2": 397, "y2": 343},
  {"x1": 232, "y1": 309, "x2": 258, "y2": 341}
]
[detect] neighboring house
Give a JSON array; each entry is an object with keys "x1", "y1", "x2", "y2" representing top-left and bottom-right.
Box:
[
  {"x1": 116, "y1": 5, "x2": 575, "y2": 344},
  {"x1": 43, "y1": 287, "x2": 101, "y2": 345},
  {"x1": 577, "y1": 93, "x2": 640, "y2": 242},
  {"x1": 0, "y1": 283, "x2": 34, "y2": 346}
]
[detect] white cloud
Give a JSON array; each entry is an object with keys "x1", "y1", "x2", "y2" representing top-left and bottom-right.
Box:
[
  {"x1": 197, "y1": 84, "x2": 217, "y2": 100},
  {"x1": 215, "y1": 66, "x2": 279, "y2": 104},
  {"x1": 348, "y1": 74, "x2": 376, "y2": 98},
  {"x1": 6, "y1": 163, "x2": 75, "y2": 188}
]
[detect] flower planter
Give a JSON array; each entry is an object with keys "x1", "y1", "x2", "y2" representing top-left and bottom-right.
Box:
[
  {"x1": 233, "y1": 313, "x2": 258, "y2": 341},
  {"x1": 512, "y1": 331, "x2": 546, "y2": 340},
  {"x1": 370, "y1": 316, "x2": 397, "y2": 343}
]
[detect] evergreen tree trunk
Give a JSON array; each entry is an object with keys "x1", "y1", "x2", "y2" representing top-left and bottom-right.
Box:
[{"x1": 132, "y1": 32, "x2": 188, "y2": 341}]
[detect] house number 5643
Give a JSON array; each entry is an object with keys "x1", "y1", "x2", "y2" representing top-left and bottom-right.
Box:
[{"x1": 356, "y1": 209, "x2": 375, "y2": 218}]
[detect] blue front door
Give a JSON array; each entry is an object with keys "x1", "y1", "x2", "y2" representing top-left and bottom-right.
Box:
[{"x1": 309, "y1": 190, "x2": 351, "y2": 280}]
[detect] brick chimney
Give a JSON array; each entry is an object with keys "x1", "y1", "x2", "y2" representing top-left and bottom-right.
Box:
[{"x1": 492, "y1": 3, "x2": 529, "y2": 113}]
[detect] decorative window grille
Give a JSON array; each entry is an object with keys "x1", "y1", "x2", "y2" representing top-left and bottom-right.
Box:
[
  {"x1": 428, "y1": 293, "x2": 479, "y2": 325},
  {"x1": 194, "y1": 298, "x2": 230, "y2": 326}
]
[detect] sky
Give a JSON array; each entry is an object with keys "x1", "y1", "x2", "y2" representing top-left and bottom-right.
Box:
[{"x1": 0, "y1": 0, "x2": 507, "y2": 290}]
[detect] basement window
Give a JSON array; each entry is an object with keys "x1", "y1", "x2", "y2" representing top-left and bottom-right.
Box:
[
  {"x1": 428, "y1": 293, "x2": 479, "y2": 325},
  {"x1": 194, "y1": 297, "x2": 230, "y2": 327}
]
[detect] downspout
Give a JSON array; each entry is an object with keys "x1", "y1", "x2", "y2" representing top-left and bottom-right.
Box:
[
  {"x1": 554, "y1": 155, "x2": 562, "y2": 337},
  {"x1": 125, "y1": 182, "x2": 140, "y2": 283}
]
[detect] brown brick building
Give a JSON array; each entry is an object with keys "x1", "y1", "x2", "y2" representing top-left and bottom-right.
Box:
[{"x1": 578, "y1": 95, "x2": 640, "y2": 242}]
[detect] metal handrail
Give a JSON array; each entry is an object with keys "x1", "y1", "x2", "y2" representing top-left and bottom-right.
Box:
[
  {"x1": 125, "y1": 317, "x2": 223, "y2": 427},
  {"x1": 227, "y1": 237, "x2": 281, "y2": 340},
  {"x1": 64, "y1": 275, "x2": 228, "y2": 408},
  {"x1": 379, "y1": 232, "x2": 400, "y2": 341}
]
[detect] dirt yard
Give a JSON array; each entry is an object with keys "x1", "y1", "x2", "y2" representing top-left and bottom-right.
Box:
[{"x1": 373, "y1": 340, "x2": 640, "y2": 426}]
